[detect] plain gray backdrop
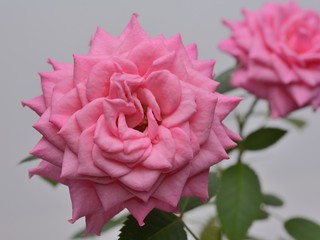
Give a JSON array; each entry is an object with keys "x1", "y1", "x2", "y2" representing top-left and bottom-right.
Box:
[{"x1": 1, "y1": 0, "x2": 320, "y2": 239}]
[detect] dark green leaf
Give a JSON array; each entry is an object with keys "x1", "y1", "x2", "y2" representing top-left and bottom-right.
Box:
[
  {"x1": 41, "y1": 177, "x2": 59, "y2": 187},
  {"x1": 216, "y1": 163, "x2": 262, "y2": 240},
  {"x1": 262, "y1": 193, "x2": 283, "y2": 207},
  {"x1": 18, "y1": 155, "x2": 38, "y2": 165},
  {"x1": 243, "y1": 128, "x2": 287, "y2": 151},
  {"x1": 215, "y1": 67, "x2": 236, "y2": 93},
  {"x1": 256, "y1": 209, "x2": 269, "y2": 220},
  {"x1": 72, "y1": 215, "x2": 128, "y2": 239},
  {"x1": 200, "y1": 217, "x2": 222, "y2": 240},
  {"x1": 118, "y1": 209, "x2": 187, "y2": 240},
  {"x1": 284, "y1": 117, "x2": 307, "y2": 129},
  {"x1": 179, "y1": 172, "x2": 219, "y2": 212},
  {"x1": 285, "y1": 217, "x2": 320, "y2": 240}
]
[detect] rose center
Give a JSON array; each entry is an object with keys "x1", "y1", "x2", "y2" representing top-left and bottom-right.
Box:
[
  {"x1": 134, "y1": 114, "x2": 148, "y2": 132},
  {"x1": 134, "y1": 105, "x2": 148, "y2": 132}
]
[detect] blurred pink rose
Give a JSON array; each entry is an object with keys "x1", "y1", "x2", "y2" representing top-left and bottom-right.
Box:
[
  {"x1": 23, "y1": 14, "x2": 240, "y2": 235},
  {"x1": 220, "y1": 1, "x2": 320, "y2": 118}
]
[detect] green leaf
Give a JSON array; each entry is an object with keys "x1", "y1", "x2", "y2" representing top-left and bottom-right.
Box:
[
  {"x1": 215, "y1": 67, "x2": 236, "y2": 93},
  {"x1": 284, "y1": 117, "x2": 307, "y2": 129},
  {"x1": 72, "y1": 214, "x2": 128, "y2": 239},
  {"x1": 179, "y1": 172, "x2": 219, "y2": 212},
  {"x1": 256, "y1": 209, "x2": 269, "y2": 220},
  {"x1": 118, "y1": 209, "x2": 187, "y2": 240},
  {"x1": 41, "y1": 177, "x2": 59, "y2": 187},
  {"x1": 262, "y1": 193, "x2": 283, "y2": 207},
  {"x1": 243, "y1": 127, "x2": 287, "y2": 151},
  {"x1": 216, "y1": 163, "x2": 262, "y2": 240},
  {"x1": 285, "y1": 217, "x2": 320, "y2": 240},
  {"x1": 200, "y1": 218, "x2": 222, "y2": 240},
  {"x1": 18, "y1": 155, "x2": 38, "y2": 165}
]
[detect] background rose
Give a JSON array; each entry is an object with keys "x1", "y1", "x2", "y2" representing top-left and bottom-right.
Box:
[
  {"x1": 23, "y1": 14, "x2": 240, "y2": 235},
  {"x1": 220, "y1": 1, "x2": 320, "y2": 118}
]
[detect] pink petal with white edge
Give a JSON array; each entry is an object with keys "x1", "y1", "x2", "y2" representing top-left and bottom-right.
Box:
[
  {"x1": 145, "y1": 70, "x2": 181, "y2": 115},
  {"x1": 69, "y1": 181, "x2": 102, "y2": 223},
  {"x1": 22, "y1": 95, "x2": 46, "y2": 116},
  {"x1": 182, "y1": 170, "x2": 210, "y2": 202},
  {"x1": 119, "y1": 166, "x2": 161, "y2": 192},
  {"x1": 30, "y1": 138, "x2": 64, "y2": 167}
]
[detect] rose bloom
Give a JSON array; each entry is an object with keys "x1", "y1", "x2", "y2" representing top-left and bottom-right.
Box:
[
  {"x1": 23, "y1": 14, "x2": 240, "y2": 235},
  {"x1": 220, "y1": 1, "x2": 320, "y2": 118}
]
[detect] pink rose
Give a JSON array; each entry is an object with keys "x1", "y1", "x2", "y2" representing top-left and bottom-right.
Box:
[
  {"x1": 23, "y1": 14, "x2": 240, "y2": 235},
  {"x1": 220, "y1": 1, "x2": 320, "y2": 118}
]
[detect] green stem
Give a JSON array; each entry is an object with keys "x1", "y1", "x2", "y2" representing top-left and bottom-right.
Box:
[
  {"x1": 240, "y1": 98, "x2": 259, "y2": 136},
  {"x1": 237, "y1": 98, "x2": 259, "y2": 163},
  {"x1": 184, "y1": 223, "x2": 200, "y2": 240}
]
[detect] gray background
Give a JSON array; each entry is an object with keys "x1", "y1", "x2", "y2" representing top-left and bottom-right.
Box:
[{"x1": 1, "y1": 0, "x2": 319, "y2": 239}]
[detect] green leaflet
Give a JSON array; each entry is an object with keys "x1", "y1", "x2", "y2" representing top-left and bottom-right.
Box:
[
  {"x1": 285, "y1": 217, "x2": 320, "y2": 240},
  {"x1": 216, "y1": 163, "x2": 262, "y2": 240},
  {"x1": 118, "y1": 209, "x2": 187, "y2": 240},
  {"x1": 72, "y1": 214, "x2": 128, "y2": 239},
  {"x1": 242, "y1": 127, "x2": 287, "y2": 151},
  {"x1": 215, "y1": 67, "x2": 236, "y2": 93}
]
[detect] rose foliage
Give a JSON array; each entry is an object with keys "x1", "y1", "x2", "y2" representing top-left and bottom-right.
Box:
[{"x1": 23, "y1": 14, "x2": 240, "y2": 235}]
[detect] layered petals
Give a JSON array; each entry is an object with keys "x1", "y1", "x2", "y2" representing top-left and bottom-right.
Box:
[
  {"x1": 24, "y1": 14, "x2": 240, "y2": 235},
  {"x1": 220, "y1": 1, "x2": 320, "y2": 118}
]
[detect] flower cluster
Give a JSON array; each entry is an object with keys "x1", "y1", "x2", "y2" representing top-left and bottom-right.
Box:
[{"x1": 23, "y1": 15, "x2": 240, "y2": 234}]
